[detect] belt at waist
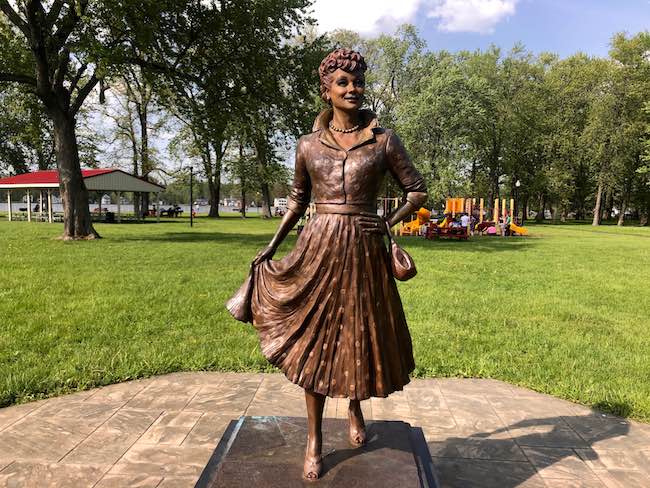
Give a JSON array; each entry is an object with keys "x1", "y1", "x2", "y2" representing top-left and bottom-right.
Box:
[{"x1": 315, "y1": 203, "x2": 376, "y2": 215}]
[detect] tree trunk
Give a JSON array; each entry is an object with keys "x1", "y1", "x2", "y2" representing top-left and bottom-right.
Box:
[
  {"x1": 617, "y1": 181, "x2": 631, "y2": 227},
  {"x1": 551, "y1": 205, "x2": 559, "y2": 222},
  {"x1": 52, "y1": 112, "x2": 100, "y2": 239},
  {"x1": 240, "y1": 186, "x2": 246, "y2": 218},
  {"x1": 617, "y1": 196, "x2": 627, "y2": 226},
  {"x1": 592, "y1": 182, "x2": 603, "y2": 226},
  {"x1": 208, "y1": 141, "x2": 223, "y2": 218},
  {"x1": 260, "y1": 182, "x2": 272, "y2": 219},
  {"x1": 142, "y1": 192, "x2": 149, "y2": 219},
  {"x1": 133, "y1": 192, "x2": 140, "y2": 221},
  {"x1": 208, "y1": 177, "x2": 220, "y2": 218},
  {"x1": 575, "y1": 205, "x2": 583, "y2": 221},
  {"x1": 603, "y1": 190, "x2": 613, "y2": 222},
  {"x1": 521, "y1": 195, "x2": 529, "y2": 226},
  {"x1": 139, "y1": 103, "x2": 150, "y2": 219},
  {"x1": 252, "y1": 135, "x2": 273, "y2": 219},
  {"x1": 535, "y1": 193, "x2": 545, "y2": 222}
]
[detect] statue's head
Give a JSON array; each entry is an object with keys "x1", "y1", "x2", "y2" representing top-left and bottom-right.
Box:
[{"x1": 318, "y1": 48, "x2": 367, "y2": 107}]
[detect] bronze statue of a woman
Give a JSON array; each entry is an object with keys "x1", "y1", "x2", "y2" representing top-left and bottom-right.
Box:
[{"x1": 229, "y1": 48, "x2": 427, "y2": 481}]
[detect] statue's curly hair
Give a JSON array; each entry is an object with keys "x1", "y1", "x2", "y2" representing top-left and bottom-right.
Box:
[{"x1": 318, "y1": 48, "x2": 367, "y2": 104}]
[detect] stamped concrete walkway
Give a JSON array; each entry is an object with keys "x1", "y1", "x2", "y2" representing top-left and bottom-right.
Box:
[{"x1": 0, "y1": 373, "x2": 649, "y2": 488}]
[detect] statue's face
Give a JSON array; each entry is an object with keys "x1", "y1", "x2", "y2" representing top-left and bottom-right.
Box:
[{"x1": 326, "y1": 68, "x2": 365, "y2": 111}]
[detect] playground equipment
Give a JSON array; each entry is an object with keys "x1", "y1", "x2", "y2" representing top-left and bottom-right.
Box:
[
  {"x1": 380, "y1": 195, "x2": 529, "y2": 238},
  {"x1": 436, "y1": 196, "x2": 529, "y2": 239},
  {"x1": 426, "y1": 222, "x2": 469, "y2": 240},
  {"x1": 424, "y1": 197, "x2": 473, "y2": 240},
  {"x1": 399, "y1": 207, "x2": 431, "y2": 236},
  {"x1": 508, "y1": 222, "x2": 529, "y2": 236},
  {"x1": 444, "y1": 198, "x2": 467, "y2": 215}
]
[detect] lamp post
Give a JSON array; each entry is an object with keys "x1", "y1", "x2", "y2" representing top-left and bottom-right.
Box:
[
  {"x1": 515, "y1": 179, "x2": 521, "y2": 224},
  {"x1": 189, "y1": 166, "x2": 194, "y2": 228}
]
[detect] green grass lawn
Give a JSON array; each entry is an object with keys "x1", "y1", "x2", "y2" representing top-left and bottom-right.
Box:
[{"x1": 1, "y1": 217, "x2": 649, "y2": 421}]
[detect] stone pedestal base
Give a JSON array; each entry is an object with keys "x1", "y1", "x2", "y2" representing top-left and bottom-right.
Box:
[{"x1": 195, "y1": 416, "x2": 437, "y2": 487}]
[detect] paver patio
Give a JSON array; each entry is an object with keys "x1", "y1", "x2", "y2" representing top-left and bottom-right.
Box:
[{"x1": 0, "y1": 372, "x2": 648, "y2": 487}]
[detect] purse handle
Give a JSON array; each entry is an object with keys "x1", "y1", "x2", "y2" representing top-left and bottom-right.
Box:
[{"x1": 384, "y1": 219, "x2": 396, "y2": 243}]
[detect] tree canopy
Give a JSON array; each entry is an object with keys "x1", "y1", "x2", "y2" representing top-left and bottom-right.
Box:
[{"x1": 1, "y1": 3, "x2": 648, "y2": 227}]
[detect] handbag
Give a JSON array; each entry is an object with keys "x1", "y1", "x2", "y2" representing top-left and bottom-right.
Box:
[
  {"x1": 225, "y1": 264, "x2": 255, "y2": 323},
  {"x1": 385, "y1": 221, "x2": 417, "y2": 281}
]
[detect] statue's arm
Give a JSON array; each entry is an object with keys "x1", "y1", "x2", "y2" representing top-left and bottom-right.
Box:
[
  {"x1": 384, "y1": 130, "x2": 428, "y2": 227},
  {"x1": 253, "y1": 139, "x2": 311, "y2": 265}
]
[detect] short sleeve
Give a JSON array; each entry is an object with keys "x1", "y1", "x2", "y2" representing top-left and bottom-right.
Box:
[
  {"x1": 287, "y1": 137, "x2": 311, "y2": 215},
  {"x1": 385, "y1": 130, "x2": 427, "y2": 194}
]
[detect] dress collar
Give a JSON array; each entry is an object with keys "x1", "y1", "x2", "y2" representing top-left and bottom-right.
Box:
[{"x1": 312, "y1": 108, "x2": 380, "y2": 151}]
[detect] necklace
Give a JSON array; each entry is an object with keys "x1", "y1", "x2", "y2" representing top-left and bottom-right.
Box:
[{"x1": 329, "y1": 121, "x2": 360, "y2": 133}]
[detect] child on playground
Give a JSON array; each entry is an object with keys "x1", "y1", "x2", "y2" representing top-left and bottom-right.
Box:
[
  {"x1": 500, "y1": 212, "x2": 512, "y2": 237},
  {"x1": 460, "y1": 213, "x2": 470, "y2": 231}
]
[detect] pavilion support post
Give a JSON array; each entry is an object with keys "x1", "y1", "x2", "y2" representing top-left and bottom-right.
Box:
[
  {"x1": 47, "y1": 190, "x2": 53, "y2": 223},
  {"x1": 117, "y1": 191, "x2": 121, "y2": 223},
  {"x1": 156, "y1": 192, "x2": 160, "y2": 223},
  {"x1": 39, "y1": 191, "x2": 44, "y2": 220},
  {"x1": 501, "y1": 198, "x2": 507, "y2": 220},
  {"x1": 7, "y1": 191, "x2": 11, "y2": 221},
  {"x1": 493, "y1": 199, "x2": 499, "y2": 223},
  {"x1": 27, "y1": 190, "x2": 32, "y2": 222},
  {"x1": 479, "y1": 198, "x2": 484, "y2": 224}
]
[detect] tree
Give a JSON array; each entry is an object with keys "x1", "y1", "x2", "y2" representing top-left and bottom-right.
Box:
[
  {"x1": 127, "y1": 0, "x2": 317, "y2": 219},
  {"x1": 224, "y1": 137, "x2": 258, "y2": 218},
  {"x1": 0, "y1": 1, "x2": 109, "y2": 238},
  {"x1": 101, "y1": 65, "x2": 165, "y2": 218},
  {"x1": 639, "y1": 101, "x2": 650, "y2": 224},
  {"x1": 396, "y1": 49, "x2": 483, "y2": 204},
  {"x1": 607, "y1": 32, "x2": 650, "y2": 225}
]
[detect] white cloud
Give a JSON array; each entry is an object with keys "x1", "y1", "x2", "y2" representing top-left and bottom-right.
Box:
[
  {"x1": 427, "y1": 0, "x2": 517, "y2": 34},
  {"x1": 310, "y1": 0, "x2": 421, "y2": 34},
  {"x1": 310, "y1": 0, "x2": 517, "y2": 35}
]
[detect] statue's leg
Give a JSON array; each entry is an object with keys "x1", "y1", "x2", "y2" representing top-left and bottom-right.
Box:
[
  {"x1": 304, "y1": 389, "x2": 325, "y2": 480},
  {"x1": 348, "y1": 399, "x2": 367, "y2": 446}
]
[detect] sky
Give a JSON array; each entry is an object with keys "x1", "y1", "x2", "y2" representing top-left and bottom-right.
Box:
[{"x1": 311, "y1": 0, "x2": 650, "y2": 58}]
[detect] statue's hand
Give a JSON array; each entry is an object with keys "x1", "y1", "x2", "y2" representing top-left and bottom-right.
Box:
[
  {"x1": 357, "y1": 212, "x2": 387, "y2": 234},
  {"x1": 253, "y1": 245, "x2": 277, "y2": 265}
]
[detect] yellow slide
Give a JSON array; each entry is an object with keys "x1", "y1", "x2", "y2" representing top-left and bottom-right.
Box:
[
  {"x1": 400, "y1": 208, "x2": 431, "y2": 236},
  {"x1": 509, "y1": 222, "x2": 529, "y2": 236}
]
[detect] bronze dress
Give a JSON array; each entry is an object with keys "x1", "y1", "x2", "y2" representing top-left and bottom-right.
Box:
[{"x1": 250, "y1": 109, "x2": 427, "y2": 400}]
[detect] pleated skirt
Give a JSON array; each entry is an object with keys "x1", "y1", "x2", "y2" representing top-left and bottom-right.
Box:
[{"x1": 251, "y1": 213, "x2": 415, "y2": 400}]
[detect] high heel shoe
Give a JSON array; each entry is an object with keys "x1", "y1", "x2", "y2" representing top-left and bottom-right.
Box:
[
  {"x1": 303, "y1": 453, "x2": 323, "y2": 481},
  {"x1": 348, "y1": 408, "x2": 367, "y2": 447}
]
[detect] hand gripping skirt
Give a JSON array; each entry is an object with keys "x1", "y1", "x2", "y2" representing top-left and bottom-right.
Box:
[{"x1": 251, "y1": 212, "x2": 415, "y2": 400}]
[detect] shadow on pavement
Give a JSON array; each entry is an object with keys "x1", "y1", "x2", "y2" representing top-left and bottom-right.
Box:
[{"x1": 430, "y1": 413, "x2": 635, "y2": 487}]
